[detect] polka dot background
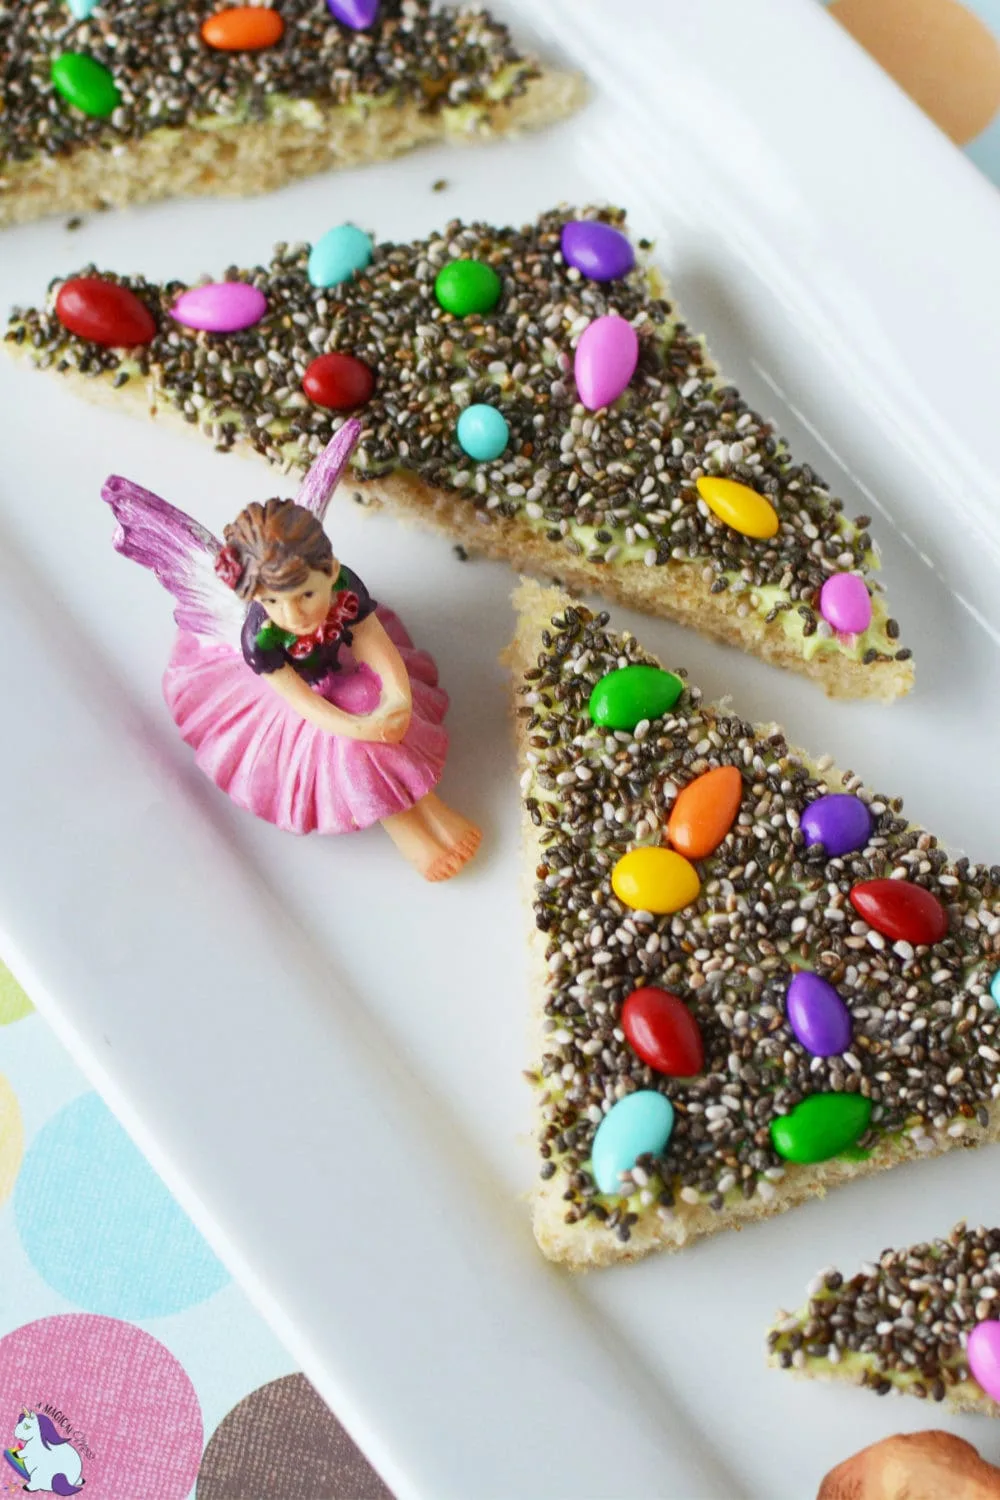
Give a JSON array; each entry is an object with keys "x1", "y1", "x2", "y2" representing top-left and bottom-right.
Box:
[
  {"x1": 821, "y1": 0, "x2": 1000, "y2": 182},
  {"x1": 1, "y1": 4, "x2": 999, "y2": 1494},
  {"x1": 197, "y1": 1375, "x2": 391, "y2": 1500},
  {"x1": 14, "y1": 1094, "x2": 229, "y2": 1320},
  {"x1": 0, "y1": 1077, "x2": 23, "y2": 1210},
  {"x1": 0, "y1": 966, "x2": 32, "y2": 1028},
  {"x1": 0, "y1": 1315, "x2": 202, "y2": 1500}
]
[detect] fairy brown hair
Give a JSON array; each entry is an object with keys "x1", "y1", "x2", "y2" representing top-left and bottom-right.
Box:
[{"x1": 223, "y1": 499, "x2": 333, "y2": 601}]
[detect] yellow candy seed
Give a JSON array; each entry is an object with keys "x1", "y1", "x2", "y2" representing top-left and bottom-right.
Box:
[
  {"x1": 696, "y1": 476, "x2": 779, "y2": 540},
  {"x1": 611, "y1": 847, "x2": 700, "y2": 914}
]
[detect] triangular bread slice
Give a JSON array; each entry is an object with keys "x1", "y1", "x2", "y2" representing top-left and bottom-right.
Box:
[
  {"x1": 6, "y1": 205, "x2": 911, "y2": 699},
  {"x1": 511, "y1": 581, "x2": 997, "y2": 1269},
  {"x1": 1, "y1": 1, "x2": 582, "y2": 228},
  {"x1": 767, "y1": 1221, "x2": 1000, "y2": 1415}
]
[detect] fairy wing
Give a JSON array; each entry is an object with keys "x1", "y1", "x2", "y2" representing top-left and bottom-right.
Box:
[
  {"x1": 295, "y1": 417, "x2": 362, "y2": 523},
  {"x1": 102, "y1": 475, "x2": 245, "y2": 647},
  {"x1": 103, "y1": 419, "x2": 362, "y2": 641}
]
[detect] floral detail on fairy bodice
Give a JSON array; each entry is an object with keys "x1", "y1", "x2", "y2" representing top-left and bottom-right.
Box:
[{"x1": 241, "y1": 565, "x2": 376, "y2": 681}]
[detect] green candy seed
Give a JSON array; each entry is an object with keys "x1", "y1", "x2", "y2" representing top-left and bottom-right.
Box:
[
  {"x1": 434, "y1": 259, "x2": 502, "y2": 317},
  {"x1": 51, "y1": 52, "x2": 121, "y2": 119},
  {"x1": 770, "y1": 1093, "x2": 872, "y2": 1164},
  {"x1": 588, "y1": 664, "x2": 684, "y2": 731}
]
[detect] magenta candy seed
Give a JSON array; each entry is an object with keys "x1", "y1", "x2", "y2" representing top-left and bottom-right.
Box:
[
  {"x1": 819, "y1": 573, "x2": 872, "y2": 634},
  {"x1": 170, "y1": 283, "x2": 268, "y2": 333},
  {"x1": 969, "y1": 1321, "x2": 1000, "y2": 1402},
  {"x1": 574, "y1": 315, "x2": 639, "y2": 411}
]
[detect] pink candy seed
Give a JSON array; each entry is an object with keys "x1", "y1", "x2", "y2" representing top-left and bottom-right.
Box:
[
  {"x1": 574, "y1": 315, "x2": 639, "y2": 411},
  {"x1": 170, "y1": 282, "x2": 268, "y2": 333},
  {"x1": 968, "y1": 1320, "x2": 1000, "y2": 1402},
  {"x1": 819, "y1": 573, "x2": 872, "y2": 635}
]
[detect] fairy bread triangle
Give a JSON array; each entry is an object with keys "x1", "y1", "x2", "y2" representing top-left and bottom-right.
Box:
[
  {"x1": 1, "y1": 1, "x2": 582, "y2": 227},
  {"x1": 7, "y1": 206, "x2": 911, "y2": 698},
  {"x1": 511, "y1": 582, "x2": 996, "y2": 1269},
  {"x1": 768, "y1": 1221, "x2": 1000, "y2": 1416}
]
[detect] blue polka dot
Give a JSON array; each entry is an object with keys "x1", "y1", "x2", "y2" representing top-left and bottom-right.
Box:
[{"x1": 14, "y1": 1093, "x2": 229, "y2": 1318}]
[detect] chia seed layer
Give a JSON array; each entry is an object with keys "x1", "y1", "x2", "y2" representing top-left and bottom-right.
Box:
[
  {"x1": 518, "y1": 599, "x2": 999, "y2": 1250},
  {"x1": 1, "y1": 0, "x2": 534, "y2": 165},
  {"x1": 4, "y1": 207, "x2": 908, "y2": 675},
  {"x1": 768, "y1": 1223, "x2": 1000, "y2": 1410}
]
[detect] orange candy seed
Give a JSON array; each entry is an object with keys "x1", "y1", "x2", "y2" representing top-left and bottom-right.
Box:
[
  {"x1": 201, "y1": 7, "x2": 284, "y2": 50},
  {"x1": 667, "y1": 765, "x2": 743, "y2": 860}
]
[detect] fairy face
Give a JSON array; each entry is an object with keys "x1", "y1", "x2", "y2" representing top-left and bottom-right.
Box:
[{"x1": 255, "y1": 565, "x2": 337, "y2": 636}]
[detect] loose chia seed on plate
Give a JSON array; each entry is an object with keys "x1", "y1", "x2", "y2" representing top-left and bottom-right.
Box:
[
  {"x1": 768, "y1": 1223, "x2": 1000, "y2": 1402},
  {"x1": 0, "y1": 0, "x2": 535, "y2": 163},
  {"x1": 5, "y1": 207, "x2": 907, "y2": 668},
  {"x1": 519, "y1": 602, "x2": 1000, "y2": 1243}
]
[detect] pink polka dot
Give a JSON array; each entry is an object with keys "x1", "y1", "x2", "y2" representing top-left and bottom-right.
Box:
[{"x1": 0, "y1": 1316, "x2": 202, "y2": 1500}]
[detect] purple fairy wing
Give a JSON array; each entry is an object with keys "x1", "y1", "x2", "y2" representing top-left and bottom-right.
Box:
[
  {"x1": 295, "y1": 418, "x2": 362, "y2": 522},
  {"x1": 102, "y1": 475, "x2": 245, "y2": 646}
]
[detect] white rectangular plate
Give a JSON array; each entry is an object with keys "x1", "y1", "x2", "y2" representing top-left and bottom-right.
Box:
[{"x1": 5, "y1": 1, "x2": 1000, "y2": 1494}]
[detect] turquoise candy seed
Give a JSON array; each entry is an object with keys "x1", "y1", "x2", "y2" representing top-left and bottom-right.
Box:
[
  {"x1": 588, "y1": 664, "x2": 683, "y2": 731},
  {"x1": 307, "y1": 224, "x2": 373, "y2": 288},
  {"x1": 67, "y1": 0, "x2": 99, "y2": 16},
  {"x1": 770, "y1": 1093, "x2": 872, "y2": 1164},
  {"x1": 591, "y1": 1091, "x2": 674, "y2": 1195},
  {"x1": 991, "y1": 971, "x2": 1000, "y2": 1007},
  {"x1": 51, "y1": 52, "x2": 121, "y2": 117},
  {"x1": 456, "y1": 404, "x2": 509, "y2": 461}
]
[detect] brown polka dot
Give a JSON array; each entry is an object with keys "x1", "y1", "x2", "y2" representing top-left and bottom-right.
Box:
[
  {"x1": 196, "y1": 1374, "x2": 394, "y2": 1500},
  {"x1": 830, "y1": 0, "x2": 1000, "y2": 144}
]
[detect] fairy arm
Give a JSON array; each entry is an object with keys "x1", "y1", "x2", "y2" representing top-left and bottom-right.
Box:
[
  {"x1": 350, "y1": 614, "x2": 412, "y2": 702},
  {"x1": 260, "y1": 663, "x2": 390, "y2": 741},
  {"x1": 259, "y1": 618, "x2": 412, "y2": 745},
  {"x1": 348, "y1": 614, "x2": 412, "y2": 743}
]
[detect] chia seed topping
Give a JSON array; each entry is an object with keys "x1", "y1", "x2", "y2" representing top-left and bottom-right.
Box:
[
  {"x1": 518, "y1": 600, "x2": 999, "y2": 1246},
  {"x1": 1, "y1": 0, "x2": 534, "y2": 165},
  {"x1": 768, "y1": 1223, "x2": 1000, "y2": 1403},
  {"x1": 6, "y1": 207, "x2": 906, "y2": 669}
]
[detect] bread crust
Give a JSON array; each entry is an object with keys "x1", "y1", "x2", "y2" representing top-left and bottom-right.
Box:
[
  {"x1": 4, "y1": 337, "x2": 912, "y2": 703},
  {"x1": 765, "y1": 1345, "x2": 1000, "y2": 1418},
  {"x1": 0, "y1": 70, "x2": 585, "y2": 228}
]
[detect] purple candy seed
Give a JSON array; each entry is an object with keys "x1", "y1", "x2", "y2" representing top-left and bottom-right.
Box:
[
  {"x1": 800, "y1": 793, "x2": 873, "y2": 858},
  {"x1": 561, "y1": 220, "x2": 635, "y2": 282},
  {"x1": 786, "y1": 971, "x2": 852, "y2": 1058}
]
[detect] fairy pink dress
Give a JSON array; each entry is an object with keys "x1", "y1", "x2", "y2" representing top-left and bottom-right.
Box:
[{"x1": 103, "y1": 420, "x2": 448, "y2": 835}]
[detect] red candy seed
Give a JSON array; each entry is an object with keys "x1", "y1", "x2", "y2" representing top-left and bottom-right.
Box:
[
  {"x1": 201, "y1": 7, "x2": 284, "y2": 50},
  {"x1": 302, "y1": 352, "x2": 375, "y2": 410},
  {"x1": 621, "y1": 987, "x2": 704, "y2": 1078},
  {"x1": 55, "y1": 277, "x2": 157, "y2": 347},
  {"x1": 849, "y1": 879, "x2": 949, "y2": 946}
]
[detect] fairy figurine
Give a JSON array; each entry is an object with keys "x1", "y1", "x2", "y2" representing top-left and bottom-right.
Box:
[{"x1": 102, "y1": 419, "x2": 481, "y2": 881}]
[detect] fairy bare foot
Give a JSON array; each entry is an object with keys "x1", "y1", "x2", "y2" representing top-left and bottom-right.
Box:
[
  {"x1": 382, "y1": 795, "x2": 482, "y2": 882},
  {"x1": 425, "y1": 820, "x2": 482, "y2": 882}
]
